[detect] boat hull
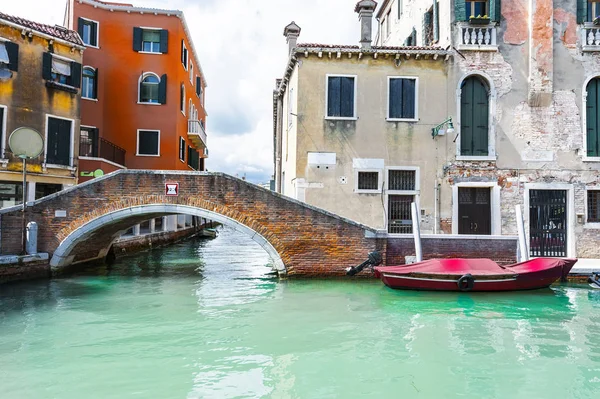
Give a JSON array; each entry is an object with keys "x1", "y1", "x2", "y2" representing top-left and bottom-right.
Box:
[{"x1": 374, "y1": 258, "x2": 577, "y2": 292}]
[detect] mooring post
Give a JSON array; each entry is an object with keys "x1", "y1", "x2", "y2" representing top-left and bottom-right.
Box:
[
  {"x1": 515, "y1": 204, "x2": 529, "y2": 262},
  {"x1": 411, "y1": 202, "x2": 423, "y2": 262}
]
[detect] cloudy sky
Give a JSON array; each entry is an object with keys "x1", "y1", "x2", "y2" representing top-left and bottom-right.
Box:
[{"x1": 2, "y1": 0, "x2": 363, "y2": 183}]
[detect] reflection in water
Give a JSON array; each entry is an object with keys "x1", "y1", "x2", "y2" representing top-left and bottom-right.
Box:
[{"x1": 0, "y1": 227, "x2": 599, "y2": 398}]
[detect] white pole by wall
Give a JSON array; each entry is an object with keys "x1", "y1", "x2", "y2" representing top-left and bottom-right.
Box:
[
  {"x1": 411, "y1": 202, "x2": 423, "y2": 262},
  {"x1": 515, "y1": 204, "x2": 529, "y2": 262}
]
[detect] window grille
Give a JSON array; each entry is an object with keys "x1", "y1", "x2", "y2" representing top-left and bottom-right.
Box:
[
  {"x1": 388, "y1": 170, "x2": 416, "y2": 191},
  {"x1": 589, "y1": 190, "x2": 600, "y2": 223},
  {"x1": 358, "y1": 172, "x2": 379, "y2": 190}
]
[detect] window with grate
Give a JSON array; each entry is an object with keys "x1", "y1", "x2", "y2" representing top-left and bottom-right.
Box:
[
  {"x1": 588, "y1": 190, "x2": 600, "y2": 223},
  {"x1": 388, "y1": 195, "x2": 413, "y2": 234},
  {"x1": 388, "y1": 170, "x2": 416, "y2": 191},
  {"x1": 358, "y1": 171, "x2": 379, "y2": 190}
]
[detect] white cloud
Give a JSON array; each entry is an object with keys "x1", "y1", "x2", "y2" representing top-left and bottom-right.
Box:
[{"x1": 3, "y1": 0, "x2": 361, "y2": 183}]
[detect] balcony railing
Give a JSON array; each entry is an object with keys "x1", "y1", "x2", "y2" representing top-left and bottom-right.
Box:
[
  {"x1": 187, "y1": 119, "x2": 207, "y2": 150},
  {"x1": 582, "y1": 25, "x2": 600, "y2": 51},
  {"x1": 80, "y1": 136, "x2": 126, "y2": 167},
  {"x1": 456, "y1": 23, "x2": 498, "y2": 51}
]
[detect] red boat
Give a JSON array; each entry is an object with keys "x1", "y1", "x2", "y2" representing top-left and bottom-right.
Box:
[{"x1": 372, "y1": 258, "x2": 577, "y2": 292}]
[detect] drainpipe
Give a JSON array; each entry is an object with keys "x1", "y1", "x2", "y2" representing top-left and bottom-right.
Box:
[{"x1": 434, "y1": 179, "x2": 439, "y2": 234}]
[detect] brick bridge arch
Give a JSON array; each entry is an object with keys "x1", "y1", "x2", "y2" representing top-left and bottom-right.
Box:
[{"x1": 0, "y1": 170, "x2": 385, "y2": 277}]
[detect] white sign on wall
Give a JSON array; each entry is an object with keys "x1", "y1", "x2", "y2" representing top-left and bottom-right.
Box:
[{"x1": 307, "y1": 152, "x2": 336, "y2": 165}]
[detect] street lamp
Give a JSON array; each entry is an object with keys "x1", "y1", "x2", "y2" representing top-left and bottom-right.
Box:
[
  {"x1": 8, "y1": 127, "x2": 44, "y2": 255},
  {"x1": 431, "y1": 117, "x2": 455, "y2": 139}
]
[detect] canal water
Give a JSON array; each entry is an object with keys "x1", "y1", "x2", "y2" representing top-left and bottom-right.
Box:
[{"x1": 1, "y1": 227, "x2": 599, "y2": 398}]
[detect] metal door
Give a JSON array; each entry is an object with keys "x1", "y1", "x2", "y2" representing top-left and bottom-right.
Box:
[
  {"x1": 529, "y1": 190, "x2": 567, "y2": 257},
  {"x1": 458, "y1": 187, "x2": 491, "y2": 235}
]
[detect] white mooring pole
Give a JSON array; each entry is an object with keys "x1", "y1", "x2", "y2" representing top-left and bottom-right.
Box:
[
  {"x1": 411, "y1": 202, "x2": 423, "y2": 262},
  {"x1": 515, "y1": 204, "x2": 529, "y2": 262}
]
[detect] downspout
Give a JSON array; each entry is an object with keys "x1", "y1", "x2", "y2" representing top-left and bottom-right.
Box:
[{"x1": 434, "y1": 179, "x2": 439, "y2": 234}]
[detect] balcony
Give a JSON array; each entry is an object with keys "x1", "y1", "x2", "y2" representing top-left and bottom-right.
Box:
[
  {"x1": 187, "y1": 119, "x2": 208, "y2": 151},
  {"x1": 456, "y1": 23, "x2": 498, "y2": 51},
  {"x1": 79, "y1": 136, "x2": 126, "y2": 167},
  {"x1": 582, "y1": 25, "x2": 600, "y2": 52}
]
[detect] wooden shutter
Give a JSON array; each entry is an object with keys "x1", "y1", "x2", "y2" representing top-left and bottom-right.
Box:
[
  {"x1": 196, "y1": 77, "x2": 201, "y2": 96},
  {"x1": 160, "y1": 29, "x2": 168, "y2": 54},
  {"x1": 90, "y1": 22, "x2": 97, "y2": 46},
  {"x1": 327, "y1": 77, "x2": 341, "y2": 117},
  {"x1": 158, "y1": 74, "x2": 167, "y2": 104},
  {"x1": 433, "y1": 1, "x2": 439, "y2": 42},
  {"x1": 340, "y1": 77, "x2": 354, "y2": 117},
  {"x1": 93, "y1": 68, "x2": 99, "y2": 99},
  {"x1": 133, "y1": 27, "x2": 142, "y2": 51},
  {"x1": 577, "y1": 0, "x2": 587, "y2": 24},
  {"x1": 5, "y1": 42, "x2": 18, "y2": 72},
  {"x1": 70, "y1": 62, "x2": 82, "y2": 88},
  {"x1": 77, "y1": 17, "x2": 84, "y2": 39},
  {"x1": 181, "y1": 39, "x2": 184, "y2": 64},
  {"x1": 389, "y1": 78, "x2": 402, "y2": 119},
  {"x1": 401, "y1": 79, "x2": 416, "y2": 119},
  {"x1": 411, "y1": 28, "x2": 417, "y2": 46},
  {"x1": 42, "y1": 52, "x2": 52, "y2": 80},
  {"x1": 47, "y1": 118, "x2": 71, "y2": 166},
  {"x1": 490, "y1": 0, "x2": 501, "y2": 22},
  {"x1": 422, "y1": 11, "x2": 431, "y2": 46},
  {"x1": 460, "y1": 78, "x2": 474, "y2": 156},
  {"x1": 587, "y1": 79, "x2": 600, "y2": 157},
  {"x1": 472, "y1": 78, "x2": 489, "y2": 155},
  {"x1": 455, "y1": 0, "x2": 467, "y2": 22}
]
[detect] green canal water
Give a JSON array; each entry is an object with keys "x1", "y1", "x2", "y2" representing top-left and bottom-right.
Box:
[{"x1": 1, "y1": 227, "x2": 599, "y2": 398}]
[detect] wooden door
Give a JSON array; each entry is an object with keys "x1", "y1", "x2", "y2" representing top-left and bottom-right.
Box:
[{"x1": 458, "y1": 187, "x2": 491, "y2": 235}]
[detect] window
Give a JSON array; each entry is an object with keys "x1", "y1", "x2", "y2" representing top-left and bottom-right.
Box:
[
  {"x1": 187, "y1": 145, "x2": 199, "y2": 170},
  {"x1": 133, "y1": 28, "x2": 168, "y2": 53},
  {"x1": 404, "y1": 28, "x2": 417, "y2": 46},
  {"x1": 79, "y1": 127, "x2": 98, "y2": 157},
  {"x1": 78, "y1": 18, "x2": 98, "y2": 47},
  {"x1": 466, "y1": 0, "x2": 488, "y2": 17},
  {"x1": 196, "y1": 76, "x2": 202, "y2": 97},
  {"x1": 386, "y1": 168, "x2": 418, "y2": 234},
  {"x1": 586, "y1": 77, "x2": 600, "y2": 157},
  {"x1": 137, "y1": 130, "x2": 160, "y2": 156},
  {"x1": 180, "y1": 84, "x2": 186, "y2": 114},
  {"x1": 385, "y1": 10, "x2": 391, "y2": 38},
  {"x1": 190, "y1": 62, "x2": 194, "y2": 83},
  {"x1": 179, "y1": 137, "x2": 185, "y2": 161},
  {"x1": 388, "y1": 169, "x2": 416, "y2": 191},
  {"x1": 35, "y1": 183, "x2": 62, "y2": 200},
  {"x1": 0, "y1": 41, "x2": 18, "y2": 77},
  {"x1": 326, "y1": 75, "x2": 356, "y2": 119},
  {"x1": 398, "y1": 0, "x2": 403, "y2": 18},
  {"x1": 388, "y1": 77, "x2": 417, "y2": 120},
  {"x1": 181, "y1": 40, "x2": 188, "y2": 70},
  {"x1": 46, "y1": 116, "x2": 73, "y2": 166},
  {"x1": 139, "y1": 73, "x2": 166, "y2": 104},
  {"x1": 423, "y1": 7, "x2": 434, "y2": 46},
  {"x1": 82, "y1": 67, "x2": 96, "y2": 99},
  {"x1": 0, "y1": 181, "x2": 23, "y2": 208},
  {"x1": 589, "y1": 190, "x2": 600, "y2": 223},
  {"x1": 358, "y1": 172, "x2": 379, "y2": 190},
  {"x1": 42, "y1": 53, "x2": 81, "y2": 90},
  {"x1": 589, "y1": 1, "x2": 600, "y2": 22},
  {"x1": 460, "y1": 76, "x2": 489, "y2": 156}
]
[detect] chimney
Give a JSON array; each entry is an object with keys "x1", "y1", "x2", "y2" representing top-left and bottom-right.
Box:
[
  {"x1": 283, "y1": 21, "x2": 301, "y2": 56},
  {"x1": 355, "y1": 0, "x2": 378, "y2": 49}
]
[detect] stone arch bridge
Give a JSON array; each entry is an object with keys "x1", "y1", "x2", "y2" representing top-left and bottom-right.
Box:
[{"x1": 0, "y1": 170, "x2": 387, "y2": 277}]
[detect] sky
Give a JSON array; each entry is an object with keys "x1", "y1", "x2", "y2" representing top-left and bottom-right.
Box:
[{"x1": 1, "y1": 0, "x2": 363, "y2": 183}]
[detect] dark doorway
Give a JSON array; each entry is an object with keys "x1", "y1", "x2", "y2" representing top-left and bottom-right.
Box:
[
  {"x1": 458, "y1": 187, "x2": 491, "y2": 235},
  {"x1": 387, "y1": 195, "x2": 413, "y2": 234},
  {"x1": 529, "y1": 190, "x2": 567, "y2": 257}
]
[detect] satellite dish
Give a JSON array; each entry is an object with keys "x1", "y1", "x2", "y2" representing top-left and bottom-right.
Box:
[{"x1": 8, "y1": 127, "x2": 44, "y2": 159}]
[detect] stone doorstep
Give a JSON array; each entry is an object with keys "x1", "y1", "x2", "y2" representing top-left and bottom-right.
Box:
[{"x1": 0, "y1": 253, "x2": 49, "y2": 266}]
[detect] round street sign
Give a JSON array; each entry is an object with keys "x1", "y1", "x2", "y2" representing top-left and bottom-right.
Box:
[{"x1": 8, "y1": 127, "x2": 44, "y2": 159}]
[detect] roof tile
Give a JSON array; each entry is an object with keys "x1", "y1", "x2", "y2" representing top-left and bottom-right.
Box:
[{"x1": 0, "y1": 11, "x2": 84, "y2": 46}]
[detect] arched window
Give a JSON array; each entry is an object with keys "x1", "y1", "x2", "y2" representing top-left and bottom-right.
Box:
[
  {"x1": 586, "y1": 77, "x2": 600, "y2": 157},
  {"x1": 139, "y1": 73, "x2": 160, "y2": 103},
  {"x1": 460, "y1": 76, "x2": 489, "y2": 156},
  {"x1": 82, "y1": 67, "x2": 96, "y2": 99}
]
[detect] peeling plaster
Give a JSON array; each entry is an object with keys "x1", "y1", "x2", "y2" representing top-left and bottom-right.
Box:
[
  {"x1": 502, "y1": 0, "x2": 528, "y2": 45},
  {"x1": 553, "y1": 8, "x2": 577, "y2": 48}
]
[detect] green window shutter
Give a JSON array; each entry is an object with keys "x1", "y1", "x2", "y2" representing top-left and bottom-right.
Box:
[
  {"x1": 455, "y1": 0, "x2": 467, "y2": 22},
  {"x1": 460, "y1": 78, "x2": 474, "y2": 156},
  {"x1": 158, "y1": 74, "x2": 167, "y2": 104},
  {"x1": 5, "y1": 42, "x2": 18, "y2": 72},
  {"x1": 42, "y1": 52, "x2": 52, "y2": 80},
  {"x1": 433, "y1": 1, "x2": 439, "y2": 42},
  {"x1": 587, "y1": 79, "x2": 599, "y2": 157},
  {"x1": 490, "y1": 0, "x2": 501, "y2": 22},
  {"x1": 472, "y1": 78, "x2": 489, "y2": 156},
  {"x1": 70, "y1": 62, "x2": 81, "y2": 88},
  {"x1": 160, "y1": 30, "x2": 168, "y2": 54},
  {"x1": 77, "y1": 18, "x2": 84, "y2": 39},
  {"x1": 577, "y1": 0, "x2": 587, "y2": 24},
  {"x1": 133, "y1": 27, "x2": 142, "y2": 52},
  {"x1": 93, "y1": 67, "x2": 99, "y2": 99}
]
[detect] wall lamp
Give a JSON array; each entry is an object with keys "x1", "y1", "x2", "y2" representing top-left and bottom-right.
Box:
[{"x1": 431, "y1": 117, "x2": 454, "y2": 139}]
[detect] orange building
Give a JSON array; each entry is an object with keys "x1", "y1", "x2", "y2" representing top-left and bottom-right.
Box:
[{"x1": 64, "y1": 0, "x2": 208, "y2": 182}]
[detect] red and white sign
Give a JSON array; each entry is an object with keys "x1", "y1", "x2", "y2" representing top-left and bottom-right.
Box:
[{"x1": 165, "y1": 182, "x2": 179, "y2": 196}]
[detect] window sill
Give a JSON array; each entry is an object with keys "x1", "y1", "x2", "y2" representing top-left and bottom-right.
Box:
[
  {"x1": 182, "y1": 63, "x2": 188, "y2": 71},
  {"x1": 136, "y1": 153, "x2": 160, "y2": 157},
  {"x1": 82, "y1": 97, "x2": 98, "y2": 102},
  {"x1": 84, "y1": 44, "x2": 100, "y2": 49},
  {"x1": 386, "y1": 118, "x2": 418, "y2": 122},
  {"x1": 456, "y1": 155, "x2": 497, "y2": 161},
  {"x1": 45, "y1": 81, "x2": 78, "y2": 94},
  {"x1": 325, "y1": 116, "x2": 357, "y2": 121},
  {"x1": 584, "y1": 222, "x2": 600, "y2": 229},
  {"x1": 181, "y1": 110, "x2": 186, "y2": 117},
  {"x1": 582, "y1": 156, "x2": 600, "y2": 162},
  {"x1": 137, "y1": 102, "x2": 162, "y2": 106},
  {"x1": 43, "y1": 163, "x2": 76, "y2": 171},
  {"x1": 179, "y1": 158, "x2": 186, "y2": 163},
  {"x1": 355, "y1": 189, "x2": 382, "y2": 194},
  {"x1": 138, "y1": 51, "x2": 163, "y2": 55}
]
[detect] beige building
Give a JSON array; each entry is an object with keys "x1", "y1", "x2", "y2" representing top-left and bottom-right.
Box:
[{"x1": 274, "y1": 0, "x2": 600, "y2": 264}]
